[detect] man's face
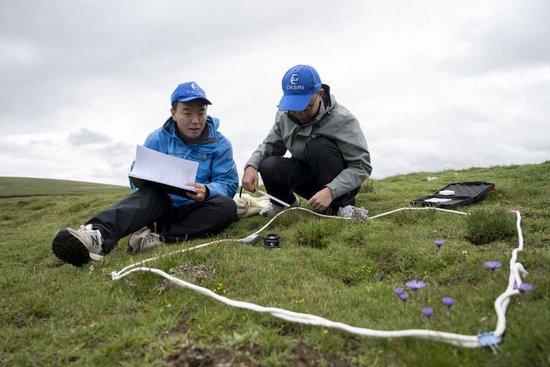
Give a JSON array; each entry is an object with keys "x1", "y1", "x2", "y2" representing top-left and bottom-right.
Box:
[
  {"x1": 171, "y1": 100, "x2": 207, "y2": 142},
  {"x1": 288, "y1": 92, "x2": 322, "y2": 124}
]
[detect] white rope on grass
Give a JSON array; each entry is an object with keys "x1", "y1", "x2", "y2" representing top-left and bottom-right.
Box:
[
  {"x1": 115, "y1": 265, "x2": 480, "y2": 347},
  {"x1": 112, "y1": 207, "x2": 347, "y2": 275},
  {"x1": 367, "y1": 206, "x2": 469, "y2": 219},
  {"x1": 111, "y1": 207, "x2": 527, "y2": 349},
  {"x1": 493, "y1": 210, "x2": 526, "y2": 339}
]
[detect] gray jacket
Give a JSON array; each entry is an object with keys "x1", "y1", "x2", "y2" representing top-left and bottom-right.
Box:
[{"x1": 246, "y1": 86, "x2": 372, "y2": 199}]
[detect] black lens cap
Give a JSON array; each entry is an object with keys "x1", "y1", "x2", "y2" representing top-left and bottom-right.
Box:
[{"x1": 264, "y1": 234, "x2": 280, "y2": 249}]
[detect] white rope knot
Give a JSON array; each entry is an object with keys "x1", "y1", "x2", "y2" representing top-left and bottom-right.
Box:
[{"x1": 477, "y1": 331, "x2": 501, "y2": 354}]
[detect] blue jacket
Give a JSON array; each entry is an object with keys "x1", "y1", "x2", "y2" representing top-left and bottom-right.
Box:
[{"x1": 142, "y1": 116, "x2": 238, "y2": 207}]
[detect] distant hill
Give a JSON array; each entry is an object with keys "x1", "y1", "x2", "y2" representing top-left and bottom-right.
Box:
[{"x1": 0, "y1": 177, "x2": 129, "y2": 197}]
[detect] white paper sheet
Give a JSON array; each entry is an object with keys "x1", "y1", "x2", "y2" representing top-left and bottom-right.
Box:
[
  {"x1": 424, "y1": 198, "x2": 453, "y2": 203},
  {"x1": 128, "y1": 145, "x2": 198, "y2": 192}
]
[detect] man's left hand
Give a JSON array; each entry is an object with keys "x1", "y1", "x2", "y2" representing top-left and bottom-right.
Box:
[
  {"x1": 307, "y1": 187, "x2": 333, "y2": 213},
  {"x1": 187, "y1": 183, "x2": 208, "y2": 202}
]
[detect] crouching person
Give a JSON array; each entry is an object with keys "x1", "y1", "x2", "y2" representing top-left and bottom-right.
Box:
[
  {"x1": 52, "y1": 82, "x2": 239, "y2": 266},
  {"x1": 242, "y1": 65, "x2": 372, "y2": 218}
]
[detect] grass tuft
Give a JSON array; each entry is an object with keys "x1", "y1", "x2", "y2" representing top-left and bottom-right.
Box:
[
  {"x1": 68, "y1": 201, "x2": 91, "y2": 213},
  {"x1": 291, "y1": 220, "x2": 332, "y2": 249},
  {"x1": 360, "y1": 179, "x2": 375, "y2": 193},
  {"x1": 342, "y1": 224, "x2": 370, "y2": 246},
  {"x1": 466, "y1": 208, "x2": 516, "y2": 245}
]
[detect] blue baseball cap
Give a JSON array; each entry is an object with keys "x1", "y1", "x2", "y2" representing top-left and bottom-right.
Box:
[
  {"x1": 278, "y1": 65, "x2": 322, "y2": 111},
  {"x1": 170, "y1": 82, "x2": 212, "y2": 105}
]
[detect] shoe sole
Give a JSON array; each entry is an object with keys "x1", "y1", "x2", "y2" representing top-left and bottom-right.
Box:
[{"x1": 52, "y1": 229, "x2": 91, "y2": 267}]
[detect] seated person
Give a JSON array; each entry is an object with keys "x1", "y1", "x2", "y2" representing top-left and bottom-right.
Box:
[
  {"x1": 242, "y1": 65, "x2": 372, "y2": 217},
  {"x1": 52, "y1": 82, "x2": 239, "y2": 266}
]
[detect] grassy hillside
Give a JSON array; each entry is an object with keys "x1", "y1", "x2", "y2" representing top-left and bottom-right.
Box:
[
  {"x1": 0, "y1": 162, "x2": 548, "y2": 366},
  {"x1": 0, "y1": 176, "x2": 128, "y2": 198}
]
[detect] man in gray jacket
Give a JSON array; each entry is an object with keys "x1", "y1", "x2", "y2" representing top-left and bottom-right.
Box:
[{"x1": 242, "y1": 64, "x2": 372, "y2": 217}]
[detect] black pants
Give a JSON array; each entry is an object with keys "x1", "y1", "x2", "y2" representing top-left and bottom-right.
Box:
[
  {"x1": 85, "y1": 185, "x2": 238, "y2": 253},
  {"x1": 259, "y1": 137, "x2": 360, "y2": 213}
]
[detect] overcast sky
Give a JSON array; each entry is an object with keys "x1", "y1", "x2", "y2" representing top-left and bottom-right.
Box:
[{"x1": 1, "y1": 0, "x2": 549, "y2": 186}]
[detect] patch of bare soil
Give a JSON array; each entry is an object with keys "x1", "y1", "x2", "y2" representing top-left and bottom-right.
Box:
[
  {"x1": 167, "y1": 342, "x2": 262, "y2": 367},
  {"x1": 156, "y1": 261, "x2": 216, "y2": 293},
  {"x1": 292, "y1": 342, "x2": 351, "y2": 367}
]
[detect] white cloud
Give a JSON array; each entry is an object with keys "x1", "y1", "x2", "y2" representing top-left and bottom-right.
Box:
[
  {"x1": 0, "y1": 0, "x2": 549, "y2": 186},
  {"x1": 68, "y1": 128, "x2": 112, "y2": 146}
]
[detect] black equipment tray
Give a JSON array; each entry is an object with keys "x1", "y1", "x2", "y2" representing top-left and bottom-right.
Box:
[{"x1": 410, "y1": 181, "x2": 495, "y2": 209}]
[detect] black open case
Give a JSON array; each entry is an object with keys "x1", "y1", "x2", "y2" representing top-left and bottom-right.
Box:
[{"x1": 410, "y1": 181, "x2": 495, "y2": 209}]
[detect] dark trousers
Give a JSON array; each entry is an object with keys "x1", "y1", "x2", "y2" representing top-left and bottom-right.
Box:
[
  {"x1": 259, "y1": 137, "x2": 360, "y2": 213},
  {"x1": 85, "y1": 185, "x2": 238, "y2": 253}
]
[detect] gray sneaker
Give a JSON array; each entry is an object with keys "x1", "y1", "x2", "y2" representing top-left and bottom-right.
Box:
[
  {"x1": 127, "y1": 228, "x2": 163, "y2": 254},
  {"x1": 337, "y1": 205, "x2": 369, "y2": 222},
  {"x1": 52, "y1": 224, "x2": 104, "y2": 266},
  {"x1": 259, "y1": 197, "x2": 300, "y2": 218}
]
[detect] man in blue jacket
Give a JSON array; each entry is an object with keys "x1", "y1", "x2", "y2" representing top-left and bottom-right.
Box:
[{"x1": 52, "y1": 82, "x2": 239, "y2": 267}]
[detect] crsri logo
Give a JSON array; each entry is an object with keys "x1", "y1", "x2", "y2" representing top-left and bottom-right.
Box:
[
  {"x1": 187, "y1": 82, "x2": 201, "y2": 95},
  {"x1": 286, "y1": 84, "x2": 305, "y2": 91},
  {"x1": 290, "y1": 73, "x2": 299, "y2": 85}
]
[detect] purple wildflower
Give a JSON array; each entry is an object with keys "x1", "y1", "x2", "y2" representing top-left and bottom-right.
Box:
[
  {"x1": 442, "y1": 296, "x2": 455, "y2": 308},
  {"x1": 422, "y1": 307, "x2": 433, "y2": 318},
  {"x1": 435, "y1": 239, "x2": 444, "y2": 249},
  {"x1": 394, "y1": 287, "x2": 405, "y2": 296},
  {"x1": 406, "y1": 279, "x2": 426, "y2": 291},
  {"x1": 516, "y1": 283, "x2": 534, "y2": 293},
  {"x1": 484, "y1": 261, "x2": 502, "y2": 270},
  {"x1": 399, "y1": 292, "x2": 409, "y2": 302}
]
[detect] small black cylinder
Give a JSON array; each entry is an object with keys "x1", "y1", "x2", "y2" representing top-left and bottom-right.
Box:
[{"x1": 264, "y1": 234, "x2": 280, "y2": 249}]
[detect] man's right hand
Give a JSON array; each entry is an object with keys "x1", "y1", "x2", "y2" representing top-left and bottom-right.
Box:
[{"x1": 242, "y1": 165, "x2": 259, "y2": 192}]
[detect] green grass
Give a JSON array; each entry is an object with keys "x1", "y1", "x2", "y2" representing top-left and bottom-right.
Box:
[
  {"x1": 466, "y1": 208, "x2": 517, "y2": 245},
  {"x1": 0, "y1": 176, "x2": 128, "y2": 198},
  {"x1": 1, "y1": 162, "x2": 549, "y2": 366}
]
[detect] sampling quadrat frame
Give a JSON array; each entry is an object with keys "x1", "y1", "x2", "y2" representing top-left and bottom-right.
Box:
[{"x1": 111, "y1": 206, "x2": 528, "y2": 349}]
